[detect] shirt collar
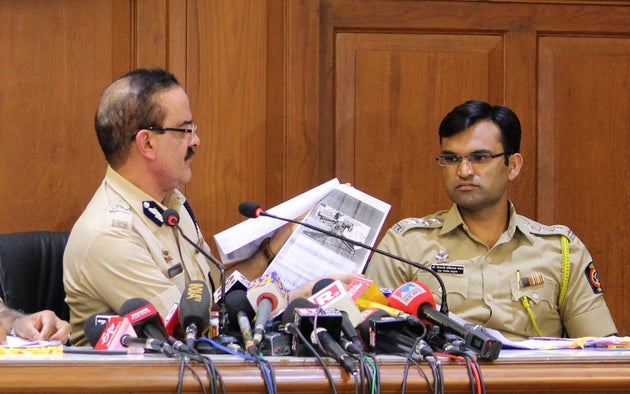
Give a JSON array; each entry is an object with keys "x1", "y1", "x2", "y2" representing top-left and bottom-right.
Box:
[
  {"x1": 104, "y1": 166, "x2": 186, "y2": 229},
  {"x1": 439, "y1": 201, "x2": 532, "y2": 243}
]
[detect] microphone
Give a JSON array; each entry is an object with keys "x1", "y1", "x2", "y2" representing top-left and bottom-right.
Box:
[
  {"x1": 388, "y1": 281, "x2": 502, "y2": 360},
  {"x1": 163, "y1": 302, "x2": 181, "y2": 338},
  {"x1": 224, "y1": 289, "x2": 257, "y2": 355},
  {"x1": 345, "y1": 276, "x2": 389, "y2": 306},
  {"x1": 310, "y1": 327, "x2": 358, "y2": 374},
  {"x1": 238, "y1": 201, "x2": 450, "y2": 314},
  {"x1": 179, "y1": 280, "x2": 211, "y2": 347},
  {"x1": 246, "y1": 271, "x2": 289, "y2": 346},
  {"x1": 356, "y1": 309, "x2": 415, "y2": 354},
  {"x1": 118, "y1": 298, "x2": 169, "y2": 341},
  {"x1": 355, "y1": 299, "x2": 423, "y2": 326},
  {"x1": 120, "y1": 334, "x2": 174, "y2": 353},
  {"x1": 84, "y1": 314, "x2": 168, "y2": 354},
  {"x1": 309, "y1": 278, "x2": 364, "y2": 352},
  {"x1": 162, "y1": 208, "x2": 227, "y2": 335},
  {"x1": 213, "y1": 269, "x2": 249, "y2": 304},
  {"x1": 281, "y1": 298, "x2": 356, "y2": 375},
  {"x1": 84, "y1": 313, "x2": 122, "y2": 348}
]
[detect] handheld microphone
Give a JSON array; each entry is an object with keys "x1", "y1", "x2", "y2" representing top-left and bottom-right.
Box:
[
  {"x1": 310, "y1": 327, "x2": 358, "y2": 374},
  {"x1": 355, "y1": 299, "x2": 423, "y2": 326},
  {"x1": 281, "y1": 298, "x2": 356, "y2": 375},
  {"x1": 84, "y1": 313, "x2": 122, "y2": 348},
  {"x1": 238, "y1": 201, "x2": 450, "y2": 314},
  {"x1": 310, "y1": 278, "x2": 363, "y2": 326},
  {"x1": 118, "y1": 298, "x2": 169, "y2": 341},
  {"x1": 224, "y1": 289, "x2": 257, "y2": 355},
  {"x1": 388, "y1": 281, "x2": 502, "y2": 360},
  {"x1": 120, "y1": 334, "x2": 174, "y2": 353},
  {"x1": 84, "y1": 314, "x2": 164, "y2": 354},
  {"x1": 309, "y1": 278, "x2": 364, "y2": 352},
  {"x1": 163, "y1": 302, "x2": 181, "y2": 338},
  {"x1": 356, "y1": 309, "x2": 414, "y2": 354},
  {"x1": 163, "y1": 208, "x2": 227, "y2": 334},
  {"x1": 179, "y1": 280, "x2": 211, "y2": 347},
  {"x1": 213, "y1": 269, "x2": 249, "y2": 304},
  {"x1": 246, "y1": 271, "x2": 289, "y2": 346}
]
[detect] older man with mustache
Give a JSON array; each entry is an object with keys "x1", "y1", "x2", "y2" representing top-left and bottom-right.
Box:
[{"x1": 63, "y1": 69, "x2": 344, "y2": 346}]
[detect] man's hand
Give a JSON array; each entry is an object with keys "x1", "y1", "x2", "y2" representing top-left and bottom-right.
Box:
[{"x1": 10, "y1": 310, "x2": 72, "y2": 343}]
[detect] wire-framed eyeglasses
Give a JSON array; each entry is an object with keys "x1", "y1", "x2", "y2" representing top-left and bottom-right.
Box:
[
  {"x1": 147, "y1": 123, "x2": 198, "y2": 135},
  {"x1": 436, "y1": 152, "x2": 512, "y2": 167}
]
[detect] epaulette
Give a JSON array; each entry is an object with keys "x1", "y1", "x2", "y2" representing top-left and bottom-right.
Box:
[
  {"x1": 106, "y1": 200, "x2": 132, "y2": 230},
  {"x1": 523, "y1": 222, "x2": 575, "y2": 241},
  {"x1": 391, "y1": 217, "x2": 443, "y2": 235}
]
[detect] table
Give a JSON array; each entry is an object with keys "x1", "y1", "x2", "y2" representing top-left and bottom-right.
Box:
[{"x1": 1, "y1": 348, "x2": 629, "y2": 393}]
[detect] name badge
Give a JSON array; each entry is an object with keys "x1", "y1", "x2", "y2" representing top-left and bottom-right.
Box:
[
  {"x1": 167, "y1": 263, "x2": 183, "y2": 278},
  {"x1": 430, "y1": 264, "x2": 464, "y2": 275}
]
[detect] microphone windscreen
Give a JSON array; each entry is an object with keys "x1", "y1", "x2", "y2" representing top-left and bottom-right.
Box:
[
  {"x1": 356, "y1": 309, "x2": 391, "y2": 343},
  {"x1": 178, "y1": 280, "x2": 211, "y2": 332},
  {"x1": 281, "y1": 297, "x2": 317, "y2": 325},
  {"x1": 119, "y1": 298, "x2": 168, "y2": 341},
  {"x1": 162, "y1": 208, "x2": 180, "y2": 227},
  {"x1": 388, "y1": 281, "x2": 436, "y2": 317},
  {"x1": 246, "y1": 271, "x2": 289, "y2": 316},
  {"x1": 311, "y1": 278, "x2": 335, "y2": 295},
  {"x1": 119, "y1": 298, "x2": 150, "y2": 315},
  {"x1": 84, "y1": 313, "x2": 111, "y2": 347},
  {"x1": 225, "y1": 289, "x2": 255, "y2": 320},
  {"x1": 238, "y1": 201, "x2": 261, "y2": 218}
]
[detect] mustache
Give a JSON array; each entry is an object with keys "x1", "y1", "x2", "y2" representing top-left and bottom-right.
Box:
[{"x1": 185, "y1": 147, "x2": 195, "y2": 161}]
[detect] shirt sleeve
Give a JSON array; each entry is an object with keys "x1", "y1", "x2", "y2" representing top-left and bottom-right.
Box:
[
  {"x1": 560, "y1": 234, "x2": 617, "y2": 337},
  {"x1": 78, "y1": 229, "x2": 183, "y2": 317}
]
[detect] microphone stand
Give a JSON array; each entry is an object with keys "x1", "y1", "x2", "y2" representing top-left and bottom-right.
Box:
[
  {"x1": 168, "y1": 220, "x2": 229, "y2": 336},
  {"x1": 253, "y1": 207, "x2": 450, "y2": 315}
]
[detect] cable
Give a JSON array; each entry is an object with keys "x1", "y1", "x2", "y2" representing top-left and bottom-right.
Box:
[
  {"x1": 284, "y1": 323, "x2": 339, "y2": 394},
  {"x1": 198, "y1": 337, "x2": 276, "y2": 394}
]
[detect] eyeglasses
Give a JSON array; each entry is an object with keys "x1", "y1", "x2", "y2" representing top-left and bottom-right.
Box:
[
  {"x1": 147, "y1": 123, "x2": 198, "y2": 135},
  {"x1": 436, "y1": 152, "x2": 512, "y2": 167}
]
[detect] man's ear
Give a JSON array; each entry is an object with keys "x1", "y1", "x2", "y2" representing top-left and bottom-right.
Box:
[
  {"x1": 507, "y1": 153, "x2": 523, "y2": 181},
  {"x1": 133, "y1": 129, "x2": 156, "y2": 159}
]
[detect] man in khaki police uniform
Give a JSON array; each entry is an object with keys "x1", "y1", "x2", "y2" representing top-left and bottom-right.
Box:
[
  {"x1": 365, "y1": 100, "x2": 617, "y2": 340},
  {"x1": 64, "y1": 69, "x2": 354, "y2": 346}
]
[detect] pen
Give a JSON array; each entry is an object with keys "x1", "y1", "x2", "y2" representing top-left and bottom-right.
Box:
[{"x1": 517, "y1": 270, "x2": 521, "y2": 289}]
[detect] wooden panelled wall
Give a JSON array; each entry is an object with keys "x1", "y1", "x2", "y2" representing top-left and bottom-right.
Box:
[{"x1": 1, "y1": 0, "x2": 628, "y2": 333}]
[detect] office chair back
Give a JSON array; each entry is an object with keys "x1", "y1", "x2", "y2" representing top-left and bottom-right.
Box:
[{"x1": 0, "y1": 231, "x2": 70, "y2": 321}]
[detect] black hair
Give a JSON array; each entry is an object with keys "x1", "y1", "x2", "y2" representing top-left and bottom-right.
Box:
[
  {"x1": 438, "y1": 100, "x2": 521, "y2": 164},
  {"x1": 94, "y1": 68, "x2": 180, "y2": 167}
]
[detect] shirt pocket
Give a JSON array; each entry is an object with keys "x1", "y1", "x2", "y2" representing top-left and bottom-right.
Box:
[
  {"x1": 436, "y1": 271, "x2": 471, "y2": 306},
  {"x1": 510, "y1": 275, "x2": 558, "y2": 310}
]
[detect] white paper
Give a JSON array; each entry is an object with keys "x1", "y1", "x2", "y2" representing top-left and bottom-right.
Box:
[
  {"x1": 214, "y1": 179, "x2": 341, "y2": 263},
  {"x1": 265, "y1": 183, "x2": 391, "y2": 290}
]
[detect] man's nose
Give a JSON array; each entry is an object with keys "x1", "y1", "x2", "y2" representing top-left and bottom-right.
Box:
[{"x1": 457, "y1": 156, "x2": 474, "y2": 176}]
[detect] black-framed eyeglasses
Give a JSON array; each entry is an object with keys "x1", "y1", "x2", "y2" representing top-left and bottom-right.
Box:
[
  {"x1": 147, "y1": 123, "x2": 198, "y2": 135},
  {"x1": 436, "y1": 152, "x2": 512, "y2": 167}
]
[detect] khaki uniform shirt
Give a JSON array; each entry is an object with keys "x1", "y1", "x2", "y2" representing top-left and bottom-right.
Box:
[
  {"x1": 365, "y1": 203, "x2": 617, "y2": 340},
  {"x1": 64, "y1": 166, "x2": 218, "y2": 345}
]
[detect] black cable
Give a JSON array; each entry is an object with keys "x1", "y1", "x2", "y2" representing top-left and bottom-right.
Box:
[
  {"x1": 177, "y1": 357, "x2": 185, "y2": 394},
  {"x1": 285, "y1": 323, "x2": 338, "y2": 394},
  {"x1": 196, "y1": 352, "x2": 223, "y2": 394}
]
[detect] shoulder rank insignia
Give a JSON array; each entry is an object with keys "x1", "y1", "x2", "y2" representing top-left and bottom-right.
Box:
[
  {"x1": 107, "y1": 203, "x2": 131, "y2": 229},
  {"x1": 392, "y1": 217, "x2": 443, "y2": 235},
  {"x1": 525, "y1": 222, "x2": 575, "y2": 241}
]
